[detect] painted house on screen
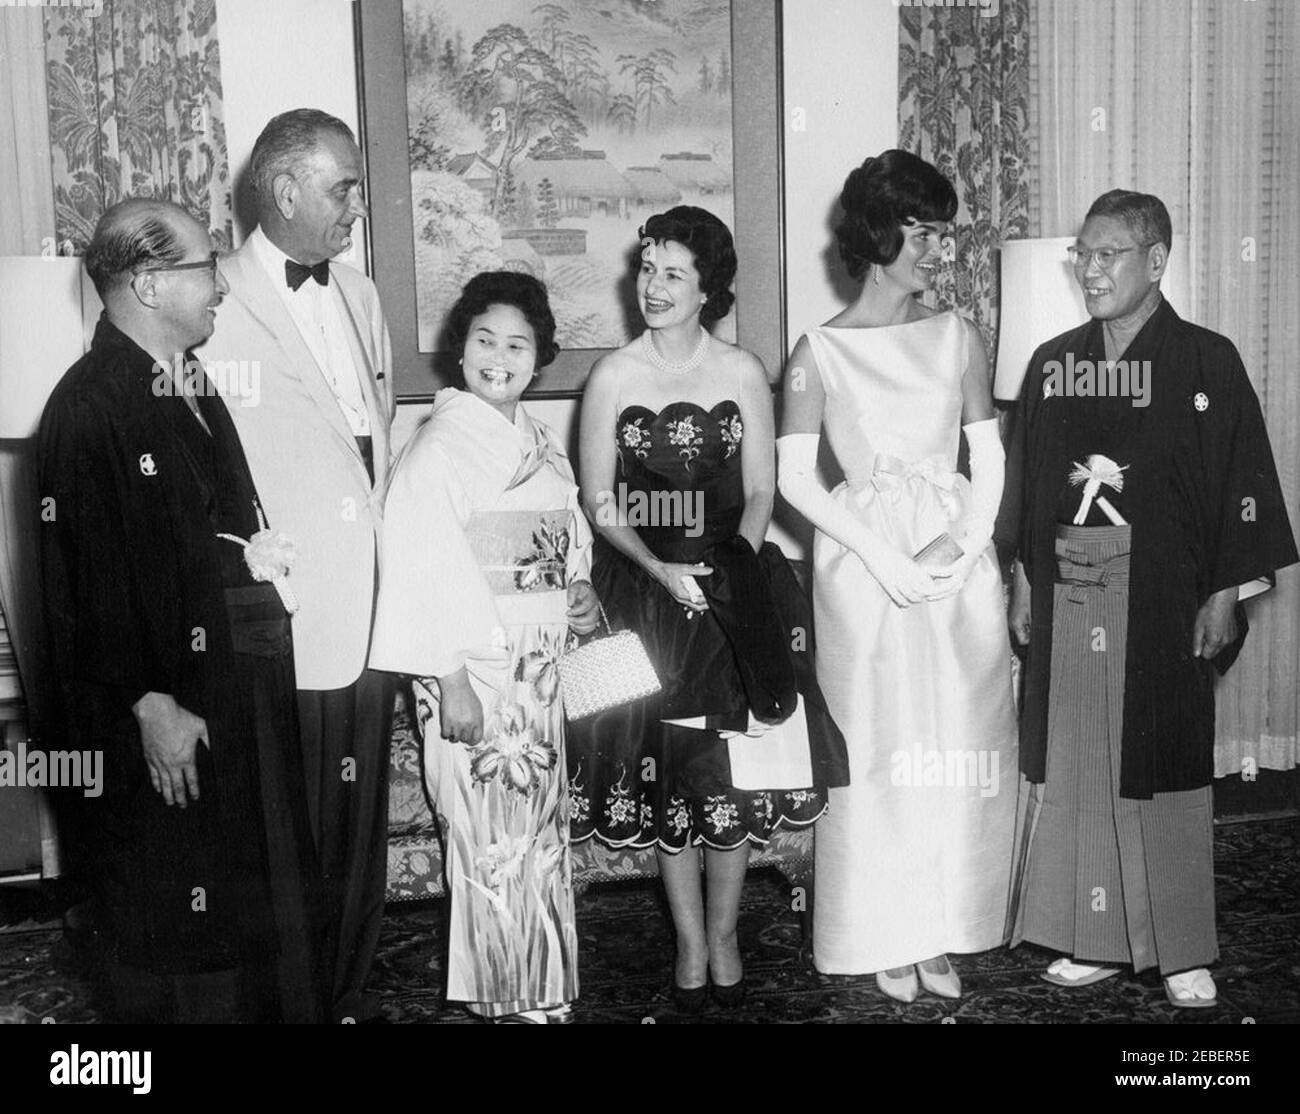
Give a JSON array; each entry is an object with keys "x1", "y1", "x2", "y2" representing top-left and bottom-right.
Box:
[
  {"x1": 515, "y1": 150, "x2": 636, "y2": 220},
  {"x1": 444, "y1": 152, "x2": 498, "y2": 202},
  {"x1": 658, "y1": 152, "x2": 732, "y2": 199},
  {"x1": 623, "y1": 166, "x2": 683, "y2": 208}
]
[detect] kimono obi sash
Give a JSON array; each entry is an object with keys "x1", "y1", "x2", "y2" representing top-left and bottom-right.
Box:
[
  {"x1": 224, "y1": 583, "x2": 292, "y2": 659},
  {"x1": 466, "y1": 508, "x2": 574, "y2": 597}
]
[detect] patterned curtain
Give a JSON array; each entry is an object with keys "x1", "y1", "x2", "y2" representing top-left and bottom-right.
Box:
[
  {"x1": 897, "y1": 1, "x2": 1031, "y2": 354},
  {"x1": 43, "y1": 0, "x2": 231, "y2": 254}
]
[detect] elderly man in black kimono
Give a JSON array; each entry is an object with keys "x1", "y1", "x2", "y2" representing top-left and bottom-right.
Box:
[
  {"x1": 1007, "y1": 190, "x2": 1297, "y2": 1008},
  {"x1": 38, "y1": 199, "x2": 323, "y2": 1023}
]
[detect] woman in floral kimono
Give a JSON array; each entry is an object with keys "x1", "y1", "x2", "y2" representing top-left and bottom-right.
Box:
[{"x1": 370, "y1": 272, "x2": 599, "y2": 1023}]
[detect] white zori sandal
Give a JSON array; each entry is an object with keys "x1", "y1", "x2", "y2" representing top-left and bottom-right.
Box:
[
  {"x1": 1163, "y1": 968, "x2": 1218, "y2": 1009},
  {"x1": 1041, "y1": 958, "x2": 1121, "y2": 987}
]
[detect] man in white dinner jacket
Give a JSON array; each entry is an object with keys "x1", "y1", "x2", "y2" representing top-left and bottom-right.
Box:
[{"x1": 200, "y1": 108, "x2": 396, "y2": 1023}]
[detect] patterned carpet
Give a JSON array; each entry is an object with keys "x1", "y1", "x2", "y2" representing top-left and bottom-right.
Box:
[{"x1": 2, "y1": 817, "x2": 1297, "y2": 1025}]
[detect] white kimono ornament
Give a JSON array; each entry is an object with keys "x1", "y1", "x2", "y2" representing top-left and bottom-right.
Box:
[
  {"x1": 218, "y1": 502, "x2": 300, "y2": 614},
  {"x1": 1069, "y1": 454, "x2": 1128, "y2": 526}
]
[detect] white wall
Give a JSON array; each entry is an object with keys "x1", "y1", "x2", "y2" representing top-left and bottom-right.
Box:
[
  {"x1": 216, "y1": 0, "x2": 367, "y2": 266},
  {"x1": 782, "y1": 0, "x2": 899, "y2": 342},
  {"x1": 772, "y1": 0, "x2": 898, "y2": 554}
]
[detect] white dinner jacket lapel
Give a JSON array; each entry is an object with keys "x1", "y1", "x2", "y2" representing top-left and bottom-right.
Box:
[
  {"x1": 225, "y1": 247, "x2": 367, "y2": 478},
  {"x1": 333, "y1": 272, "x2": 390, "y2": 484}
]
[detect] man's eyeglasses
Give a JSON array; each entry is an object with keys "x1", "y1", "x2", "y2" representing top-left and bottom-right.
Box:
[
  {"x1": 1066, "y1": 243, "x2": 1157, "y2": 271},
  {"x1": 132, "y1": 251, "x2": 221, "y2": 280}
]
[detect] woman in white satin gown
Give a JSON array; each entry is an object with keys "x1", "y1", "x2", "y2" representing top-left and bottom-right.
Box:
[{"x1": 776, "y1": 150, "x2": 1017, "y2": 1002}]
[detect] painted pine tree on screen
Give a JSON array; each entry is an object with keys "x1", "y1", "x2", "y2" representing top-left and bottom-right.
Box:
[{"x1": 401, "y1": 0, "x2": 736, "y2": 355}]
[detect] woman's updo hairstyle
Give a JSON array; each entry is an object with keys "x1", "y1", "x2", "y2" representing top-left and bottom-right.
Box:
[
  {"x1": 835, "y1": 149, "x2": 958, "y2": 281},
  {"x1": 445, "y1": 269, "x2": 560, "y2": 370},
  {"x1": 639, "y1": 205, "x2": 736, "y2": 328}
]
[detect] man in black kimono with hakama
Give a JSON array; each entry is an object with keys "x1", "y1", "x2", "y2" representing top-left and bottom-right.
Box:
[
  {"x1": 38, "y1": 199, "x2": 323, "y2": 1022},
  {"x1": 1007, "y1": 190, "x2": 1297, "y2": 1008}
]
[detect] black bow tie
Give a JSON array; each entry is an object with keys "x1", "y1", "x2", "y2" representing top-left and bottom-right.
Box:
[{"x1": 285, "y1": 259, "x2": 330, "y2": 291}]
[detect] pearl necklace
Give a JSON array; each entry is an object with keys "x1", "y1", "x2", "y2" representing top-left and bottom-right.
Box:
[{"x1": 641, "y1": 327, "x2": 710, "y2": 376}]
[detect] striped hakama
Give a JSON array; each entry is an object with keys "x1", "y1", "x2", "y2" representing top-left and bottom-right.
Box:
[{"x1": 1011, "y1": 525, "x2": 1217, "y2": 975}]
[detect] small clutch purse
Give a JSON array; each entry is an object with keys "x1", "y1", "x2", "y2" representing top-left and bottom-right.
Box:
[
  {"x1": 558, "y1": 602, "x2": 662, "y2": 721},
  {"x1": 913, "y1": 532, "x2": 965, "y2": 568}
]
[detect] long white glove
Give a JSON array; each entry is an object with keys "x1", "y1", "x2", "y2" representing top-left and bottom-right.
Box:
[
  {"x1": 777, "y1": 433, "x2": 936, "y2": 607},
  {"x1": 957, "y1": 418, "x2": 1004, "y2": 552},
  {"x1": 928, "y1": 418, "x2": 1004, "y2": 599}
]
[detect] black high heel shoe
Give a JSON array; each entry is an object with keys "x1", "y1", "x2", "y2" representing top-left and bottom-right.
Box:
[
  {"x1": 711, "y1": 976, "x2": 746, "y2": 1008},
  {"x1": 672, "y1": 982, "x2": 708, "y2": 1013}
]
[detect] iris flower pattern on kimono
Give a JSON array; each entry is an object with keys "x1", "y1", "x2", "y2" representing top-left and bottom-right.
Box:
[{"x1": 370, "y1": 389, "x2": 591, "y2": 1016}]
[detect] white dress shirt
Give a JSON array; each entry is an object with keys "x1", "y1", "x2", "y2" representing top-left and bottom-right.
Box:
[{"x1": 248, "y1": 226, "x2": 371, "y2": 436}]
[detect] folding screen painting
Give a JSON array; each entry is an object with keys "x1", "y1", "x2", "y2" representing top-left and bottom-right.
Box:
[{"x1": 359, "y1": 0, "x2": 784, "y2": 396}]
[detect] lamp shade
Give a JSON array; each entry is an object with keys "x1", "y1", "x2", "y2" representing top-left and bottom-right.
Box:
[
  {"x1": 993, "y1": 235, "x2": 1192, "y2": 402},
  {"x1": 0, "y1": 257, "x2": 101, "y2": 438}
]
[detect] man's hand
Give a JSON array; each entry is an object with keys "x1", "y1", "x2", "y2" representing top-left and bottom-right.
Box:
[
  {"x1": 132, "y1": 692, "x2": 208, "y2": 808},
  {"x1": 567, "y1": 579, "x2": 602, "y2": 636},
  {"x1": 1193, "y1": 587, "x2": 1239, "y2": 660},
  {"x1": 436, "y1": 667, "x2": 483, "y2": 745},
  {"x1": 1008, "y1": 560, "x2": 1032, "y2": 646}
]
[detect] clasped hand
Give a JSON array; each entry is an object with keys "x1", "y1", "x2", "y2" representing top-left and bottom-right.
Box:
[
  {"x1": 567, "y1": 579, "x2": 601, "y2": 635},
  {"x1": 855, "y1": 524, "x2": 989, "y2": 606},
  {"x1": 925, "y1": 547, "x2": 983, "y2": 601},
  {"x1": 857, "y1": 547, "x2": 978, "y2": 608},
  {"x1": 657, "y1": 561, "x2": 712, "y2": 613}
]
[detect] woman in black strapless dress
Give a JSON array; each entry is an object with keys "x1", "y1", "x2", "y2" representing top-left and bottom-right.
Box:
[{"x1": 570, "y1": 207, "x2": 846, "y2": 1009}]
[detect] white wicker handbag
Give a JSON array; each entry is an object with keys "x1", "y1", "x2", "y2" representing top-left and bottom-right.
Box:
[{"x1": 558, "y1": 603, "x2": 662, "y2": 720}]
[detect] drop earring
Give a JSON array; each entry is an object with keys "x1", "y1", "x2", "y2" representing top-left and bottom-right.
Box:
[{"x1": 873, "y1": 265, "x2": 883, "y2": 286}]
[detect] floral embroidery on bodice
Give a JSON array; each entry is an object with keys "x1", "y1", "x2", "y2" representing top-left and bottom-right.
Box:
[
  {"x1": 615, "y1": 400, "x2": 744, "y2": 477},
  {"x1": 612, "y1": 400, "x2": 745, "y2": 563}
]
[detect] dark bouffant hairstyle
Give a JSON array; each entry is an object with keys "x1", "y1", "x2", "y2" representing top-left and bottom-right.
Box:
[
  {"x1": 638, "y1": 205, "x2": 736, "y2": 328},
  {"x1": 1084, "y1": 189, "x2": 1172, "y2": 252},
  {"x1": 835, "y1": 149, "x2": 958, "y2": 280},
  {"x1": 445, "y1": 270, "x2": 560, "y2": 370}
]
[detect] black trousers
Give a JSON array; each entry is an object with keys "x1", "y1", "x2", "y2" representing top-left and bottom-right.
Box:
[{"x1": 297, "y1": 669, "x2": 394, "y2": 1022}]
